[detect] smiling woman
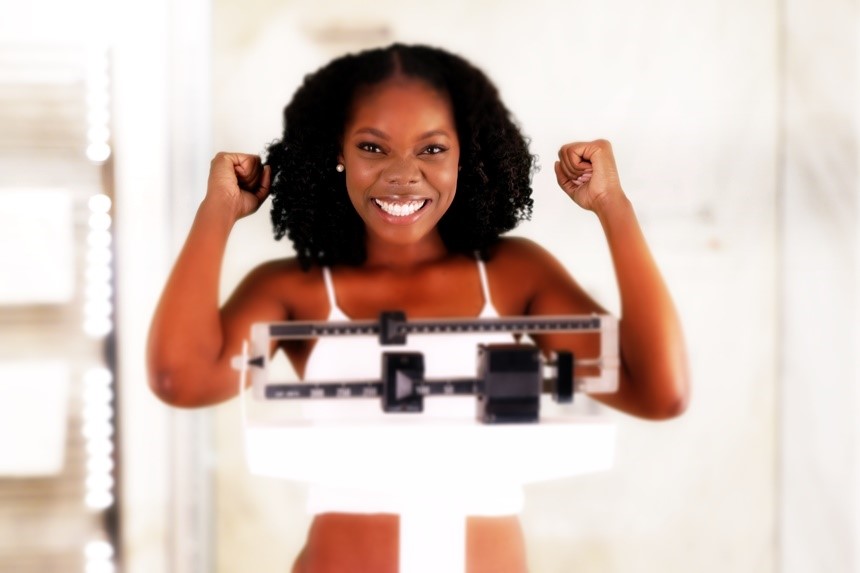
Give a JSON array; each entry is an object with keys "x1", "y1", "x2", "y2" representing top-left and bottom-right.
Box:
[
  {"x1": 146, "y1": 43, "x2": 689, "y2": 572},
  {"x1": 340, "y1": 79, "x2": 460, "y2": 254},
  {"x1": 263, "y1": 45, "x2": 535, "y2": 271}
]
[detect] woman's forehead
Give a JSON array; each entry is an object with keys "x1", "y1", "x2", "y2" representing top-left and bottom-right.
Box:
[{"x1": 346, "y1": 78, "x2": 454, "y2": 128}]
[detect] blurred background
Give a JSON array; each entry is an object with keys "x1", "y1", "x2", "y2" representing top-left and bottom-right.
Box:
[{"x1": 0, "y1": 0, "x2": 857, "y2": 571}]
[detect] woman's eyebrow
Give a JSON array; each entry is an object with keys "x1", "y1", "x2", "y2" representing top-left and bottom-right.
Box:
[
  {"x1": 417, "y1": 129, "x2": 453, "y2": 140},
  {"x1": 353, "y1": 127, "x2": 389, "y2": 139}
]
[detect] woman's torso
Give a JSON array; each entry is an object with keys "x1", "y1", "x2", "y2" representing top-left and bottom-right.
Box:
[{"x1": 284, "y1": 251, "x2": 532, "y2": 572}]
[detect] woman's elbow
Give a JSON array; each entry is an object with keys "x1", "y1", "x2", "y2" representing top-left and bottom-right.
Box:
[
  {"x1": 148, "y1": 369, "x2": 194, "y2": 407},
  {"x1": 649, "y1": 388, "x2": 690, "y2": 420},
  {"x1": 147, "y1": 365, "x2": 221, "y2": 408},
  {"x1": 646, "y1": 369, "x2": 691, "y2": 420},
  {"x1": 146, "y1": 340, "x2": 228, "y2": 407}
]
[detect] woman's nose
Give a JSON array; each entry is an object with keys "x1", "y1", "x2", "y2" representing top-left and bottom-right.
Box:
[{"x1": 383, "y1": 156, "x2": 421, "y2": 185}]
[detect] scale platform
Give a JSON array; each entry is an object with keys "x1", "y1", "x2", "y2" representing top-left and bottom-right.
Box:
[{"x1": 245, "y1": 414, "x2": 615, "y2": 487}]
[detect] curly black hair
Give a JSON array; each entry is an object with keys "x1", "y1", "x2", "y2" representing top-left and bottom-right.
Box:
[{"x1": 264, "y1": 43, "x2": 536, "y2": 269}]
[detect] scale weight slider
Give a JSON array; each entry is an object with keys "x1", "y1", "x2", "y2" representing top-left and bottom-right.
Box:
[
  {"x1": 553, "y1": 350, "x2": 574, "y2": 404},
  {"x1": 379, "y1": 310, "x2": 408, "y2": 345},
  {"x1": 476, "y1": 344, "x2": 541, "y2": 424},
  {"x1": 381, "y1": 352, "x2": 425, "y2": 413}
]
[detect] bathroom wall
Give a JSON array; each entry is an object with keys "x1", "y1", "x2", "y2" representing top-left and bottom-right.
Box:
[{"x1": 780, "y1": 1, "x2": 859, "y2": 571}]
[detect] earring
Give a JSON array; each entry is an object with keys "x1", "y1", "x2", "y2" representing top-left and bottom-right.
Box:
[{"x1": 336, "y1": 163, "x2": 344, "y2": 173}]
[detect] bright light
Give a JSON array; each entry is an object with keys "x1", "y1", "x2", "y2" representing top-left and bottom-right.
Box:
[
  {"x1": 87, "y1": 109, "x2": 110, "y2": 128},
  {"x1": 84, "y1": 554, "x2": 115, "y2": 572},
  {"x1": 85, "y1": 265, "x2": 112, "y2": 285},
  {"x1": 87, "y1": 126, "x2": 110, "y2": 144},
  {"x1": 85, "y1": 540, "x2": 114, "y2": 560},
  {"x1": 85, "y1": 439, "x2": 114, "y2": 458},
  {"x1": 83, "y1": 401, "x2": 113, "y2": 424},
  {"x1": 85, "y1": 282, "x2": 113, "y2": 301},
  {"x1": 82, "y1": 419, "x2": 113, "y2": 441},
  {"x1": 86, "y1": 90, "x2": 109, "y2": 110},
  {"x1": 86, "y1": 230, "x2": 112, "y2": 249},
  {"x1": 84, "y1": 300, "x2": 113, "y2": 321},
  {"x1": 84, "y1": 367, "x2": 112, "y2": 386},
  {"x1": 88, "y1": 212, "x2": 112, "y2": 232},
  {"x1": 82, "y1": 365, "x2": 115, "y2": 511},
  {"x1": 87, "y1": 194, "x2": 112, "y2": 213},
  {"x1": 83, "y1": 201, "x2": 114, "y2": 339},
  {"x1": 83, "y1": 383, "x2": 113, "y2": 404},
  {"x1": 86, "y1": 457, "x2": 115, "y2": 475},
  {"x1": 86, "y1": 246, "x2": 113, "y2": 266},
  {"x1": 83, "y1": 318, "x2": 113, "y2": 337},
  {"x1": 85, "y1": 43, "x2": 111, "y2": 165},
  {"x1": 86, "y1": 143, "x2": 112, "y2": 163},
  {"x1": 85, "y1": 491, "x2": 115, "y2": 511},
  {"x1": 85, "y1": 474, "x2": 115, "y2": 492},
  {"x1": 84, "y1": 539, "x2": 115, "y2": 573}
]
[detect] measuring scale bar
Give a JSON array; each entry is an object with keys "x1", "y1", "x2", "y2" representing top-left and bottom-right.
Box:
[
  {"x1": 240, "y1": 313, "x2": 620, "y2": 402},
  {"x1": 263, "y1": 376, "x2": 597, "y2": 400},
  {"x1": 265, "y1": 379, "x2": 479, "y2": 399},
  {"x1": 266, "y1": 314, "x2": 604, "y2": 341}
]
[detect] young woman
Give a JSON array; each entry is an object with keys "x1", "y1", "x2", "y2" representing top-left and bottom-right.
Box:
[{"x1": 147, "y1": 44, "x2": 689, "y2": 573}]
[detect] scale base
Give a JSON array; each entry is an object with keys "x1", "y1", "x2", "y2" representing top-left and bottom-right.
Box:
[{"x1": 243, "y1": 416, "x2": 615, "y2": 573}]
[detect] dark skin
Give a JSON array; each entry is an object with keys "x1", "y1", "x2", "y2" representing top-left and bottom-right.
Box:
[{"x1": 147, "y1": 78, "x2": 689, "y2": 572}]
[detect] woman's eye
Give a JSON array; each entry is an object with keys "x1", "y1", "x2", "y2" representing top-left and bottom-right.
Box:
[
  {"x1": 422, "y1": 145, "x2": 446, "y2": 155},
  {"x1": 358, "y1": 142, "x2": 383, "y2": 153}
]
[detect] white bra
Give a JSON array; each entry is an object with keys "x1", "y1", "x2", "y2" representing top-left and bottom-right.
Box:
[{"x1": 303, "y1": 258, "x2": 515, "y2": 393}]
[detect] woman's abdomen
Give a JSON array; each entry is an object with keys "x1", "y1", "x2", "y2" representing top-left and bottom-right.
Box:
[{"x1": 293, "y1": 513, "x2": 527, "y2": 573}]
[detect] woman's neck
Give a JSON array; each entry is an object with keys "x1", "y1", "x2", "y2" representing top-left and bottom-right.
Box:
[{"x1": 362, "y1": 232, "x2": 449, "y2": 270}]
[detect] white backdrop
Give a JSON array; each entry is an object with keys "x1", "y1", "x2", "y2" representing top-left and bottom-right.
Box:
[{"x1": 113, "y1": 0, "x2": 858, "y2": 572}]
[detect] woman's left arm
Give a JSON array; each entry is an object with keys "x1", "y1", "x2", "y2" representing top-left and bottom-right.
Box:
[{"x1": 554, "y1": 139, "x2": 690, "y2": 419}]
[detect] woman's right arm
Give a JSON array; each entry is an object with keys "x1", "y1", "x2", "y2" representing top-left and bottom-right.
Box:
[{"x1": 146, "y1": 152, "x2": 277, "y2": 407}]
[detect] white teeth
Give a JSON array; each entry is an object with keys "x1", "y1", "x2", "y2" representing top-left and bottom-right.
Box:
[{"x1": 373, "y1": 198, "x2": 427, "y2": 217}]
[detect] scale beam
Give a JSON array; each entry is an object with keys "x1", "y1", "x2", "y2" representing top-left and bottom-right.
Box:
[
  {"x1": 265, "y1": 313, "x2": 604, "y2": 342},
  {"x1": 234, "y1": 312, "x2": 619, "y2": 421}
]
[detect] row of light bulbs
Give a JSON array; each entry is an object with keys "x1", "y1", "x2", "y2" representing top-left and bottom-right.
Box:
[{"x1": 84, "y1": 42, "x2": 116, "y2": 573}]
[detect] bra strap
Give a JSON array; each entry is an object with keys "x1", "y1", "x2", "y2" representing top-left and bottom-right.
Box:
[
  {"x1": 321, "y1": 267, "x2": 337, "y2": 308},
  {"x1": 475, "y1": 255, "x2": 493, "y2": 309}
]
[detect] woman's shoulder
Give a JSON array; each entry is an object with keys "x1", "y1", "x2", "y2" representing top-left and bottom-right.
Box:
[
  {"x1": 241, "y1": 257, "x2": 316, "y2": 284},
  {"x1": 234, "y1": 257, "x2": 324, "y2": 305},
  {"x1": 488, "y1": 236, "x2": 559, "y2": 272},
  {"x1": 487, "y1": 237, "x2": 602, "y2": 316},
  {"x1": 225, "y1": 256, "x2": 332, "y2": 320},
  {"x1": 483, "y1": 237, "x2": 569, "y2": 312}
]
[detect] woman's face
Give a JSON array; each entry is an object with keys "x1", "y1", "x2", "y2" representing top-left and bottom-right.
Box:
[{"x1": 339, "y1": 78, "x2": 460, "y2": 250}]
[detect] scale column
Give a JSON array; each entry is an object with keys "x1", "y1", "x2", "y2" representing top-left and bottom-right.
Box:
[{"x1": 399, "y1": 509, "x2": 467, "y2": 573}]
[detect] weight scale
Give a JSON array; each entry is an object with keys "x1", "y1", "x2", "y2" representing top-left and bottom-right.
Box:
[{"x1": 233, "y1": 312, "x2": 619, "y2": 573}]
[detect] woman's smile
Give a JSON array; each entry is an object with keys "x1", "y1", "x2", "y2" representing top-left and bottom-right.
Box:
[{"x1": 371, "y1": 196, "x2": 431, "y2": 220}]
